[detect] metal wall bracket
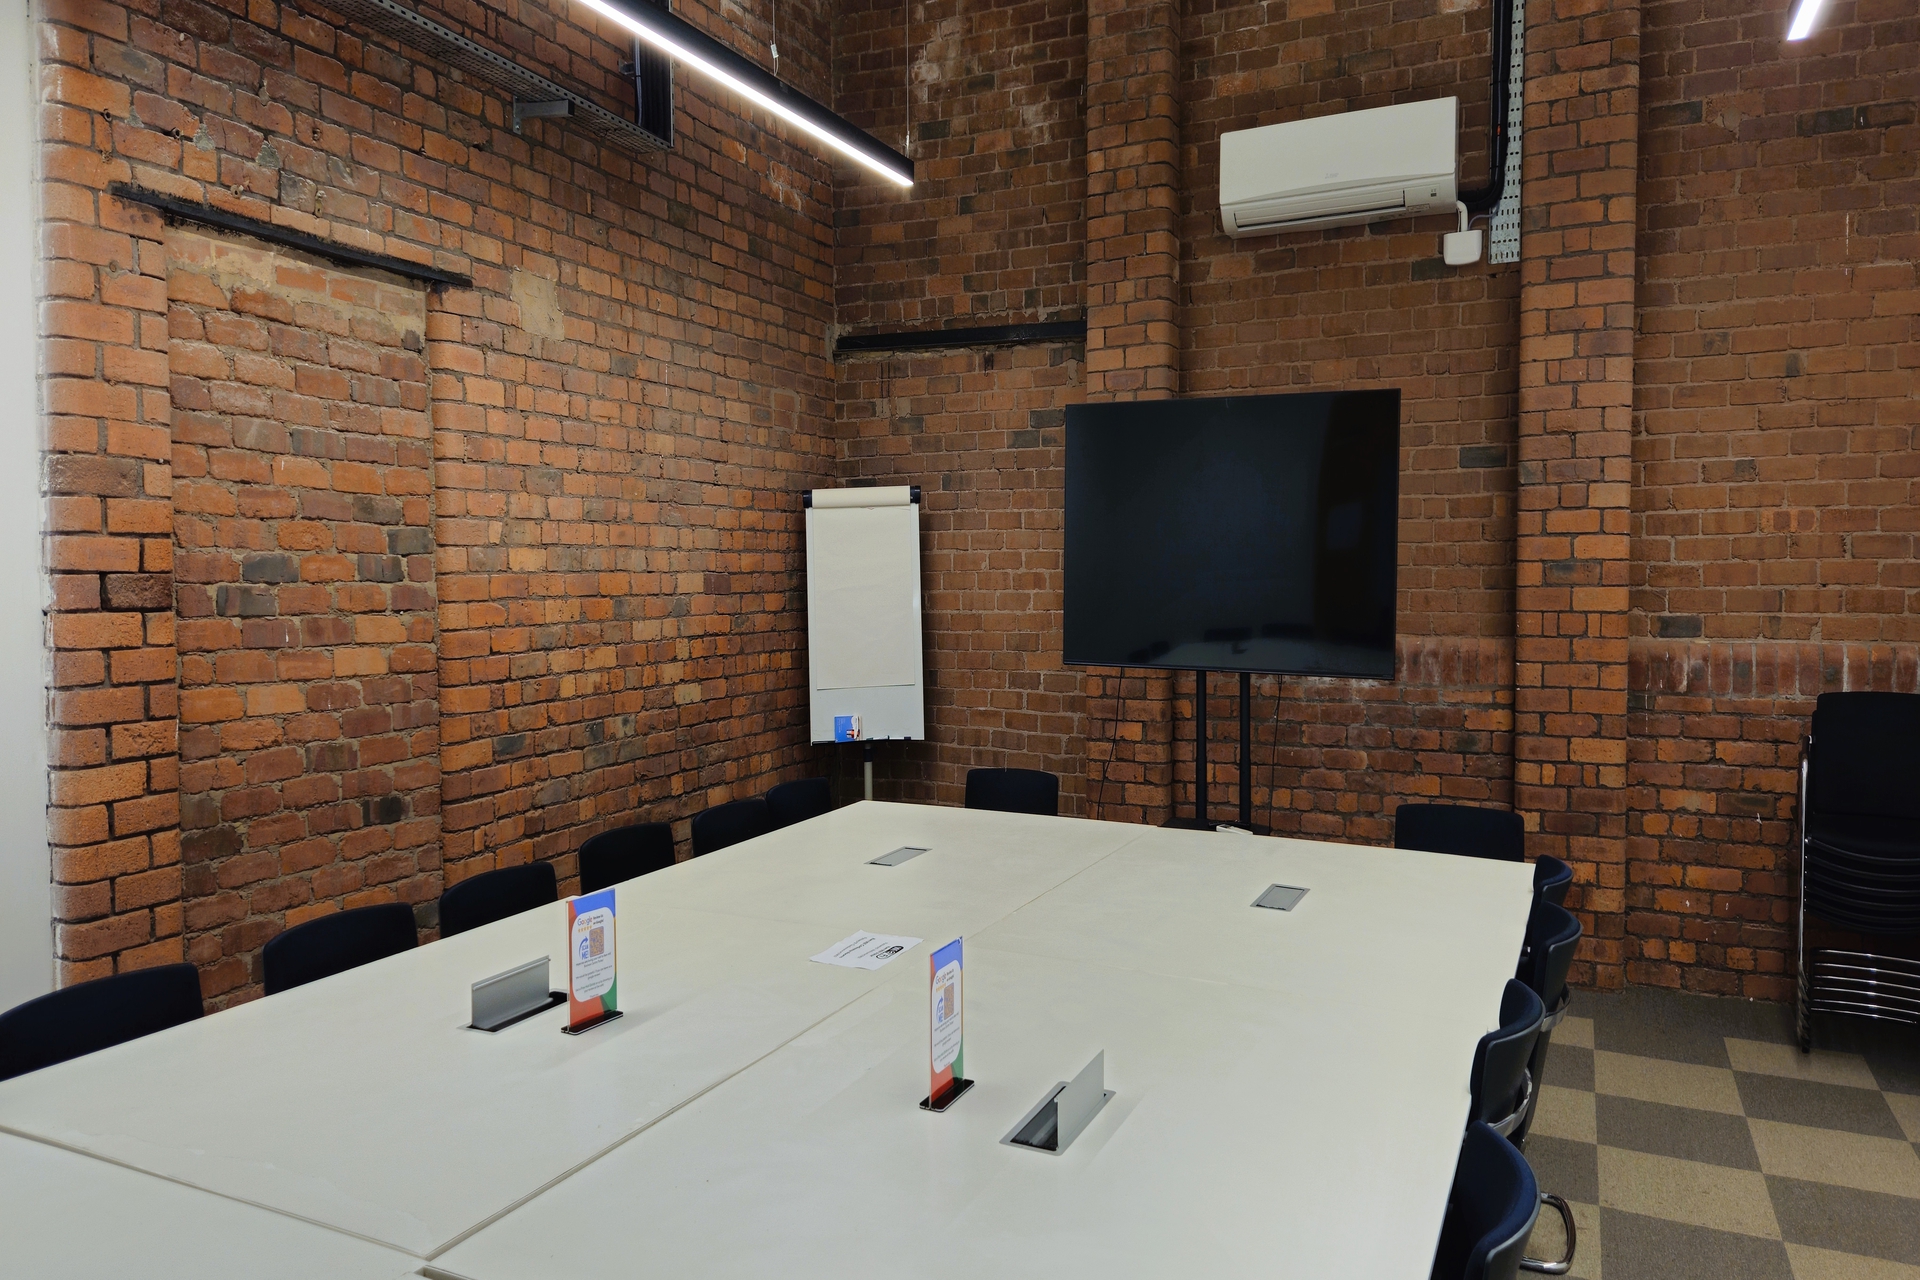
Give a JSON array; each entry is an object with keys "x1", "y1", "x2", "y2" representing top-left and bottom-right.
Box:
[
  {"x1": 308, "y1": 0, "x2": 669, "y2": 152},
  {"x1": 513, "y1": 99, "x2": 572, "y2": 133}
]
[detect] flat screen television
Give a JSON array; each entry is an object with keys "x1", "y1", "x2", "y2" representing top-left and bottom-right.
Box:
[{"x1": 1064, "y1": 389, "x2": 1400, "y2": 679}]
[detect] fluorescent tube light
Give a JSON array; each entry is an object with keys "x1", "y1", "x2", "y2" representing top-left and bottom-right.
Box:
[
  {"x1": 574, "y1": 0, "x2": 914, "y2": 187},
  {"x1": 1785, "y1": 0, "x2": 1826, "y2": 40}
]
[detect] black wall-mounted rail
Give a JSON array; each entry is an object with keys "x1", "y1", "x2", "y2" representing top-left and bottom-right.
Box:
[
  {"x1": 111, "y1": 185, "x2": 473, "y2": 289},
  {"x1": 834, "y1": 320, "x2": 1088, "y2": 357},
  {"x1": 322, "y1": 0, "x2": 671, "y2": 152}
]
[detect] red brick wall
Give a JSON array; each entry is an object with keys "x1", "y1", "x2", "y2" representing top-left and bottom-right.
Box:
[
  {"x1": 40, "y1": 0, "x2": 841, "y2": 987},
  {"x1": 35, "y1": 0, "x2": 1917, "y2": 1001},
  {"x1": 832, "y1": 0, "x2": 1087, "y2": 333},
  {"x1": 833, "y1": 343, "x2": 1088, "y2": 808},
  {"x1": 169, "y1": 230, "x2": 439, "y2": 1005},
  {"x1": 1621, "y1": 0, "x2": 1919, "y2": 996}
]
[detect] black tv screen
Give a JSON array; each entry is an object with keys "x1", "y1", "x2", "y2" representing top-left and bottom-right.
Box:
[{"x1": 1064, "y1": 390, "x2": 1400, "y2": 678}]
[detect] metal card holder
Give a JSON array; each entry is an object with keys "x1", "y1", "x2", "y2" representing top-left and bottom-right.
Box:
[
  {"x1": 918, "y1": 1077, "x2": 975, "y2": 1112},
  {"x1": 1003, "y1": 1051, "x2": 1113, "y2": 1155},
  {"x1": 1252, "y1": 884, "x2": 1309, "y2": 911},
  {"x1": 469, "y1": 957, "x2": 565, "y2": 1032},
  {"x1": 870, "y1": 845, "x2": 930, "y2": 866}
]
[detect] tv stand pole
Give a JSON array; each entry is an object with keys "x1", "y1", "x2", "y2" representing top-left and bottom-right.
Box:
[
  {"x1": 1194, "y1": 669, "x2": 1207, "y2": 826},
  {"x1": 1163, "y1": 668, "x2": 1263, "y2": 834},
  {"x1": 1239, "y1": 670, "x2": 1254, "y2": 830}
]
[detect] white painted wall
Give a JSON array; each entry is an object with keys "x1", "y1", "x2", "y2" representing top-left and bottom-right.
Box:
[{"x1": 0, "y1": 0, "x2": 50, "y2": 1007}]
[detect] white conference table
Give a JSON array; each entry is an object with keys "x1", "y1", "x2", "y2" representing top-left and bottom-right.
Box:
[
  {"x1": 0, "y1": 1131, "x2": 419, "y2": 1280},
  {"x1": 0, "y1": 803, "x2": 1531, "y2": 1277},
  {"x1": 428, "y1": 823, "x2": 1533, "y2": 1280},
  {"x1": 0, "y1": 804, "x2": 1143, "y2": 1259}
]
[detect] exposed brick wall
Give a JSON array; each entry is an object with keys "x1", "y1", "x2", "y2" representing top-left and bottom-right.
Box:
[
  {"x1": 1188, "y1": 638, "x2": 1515, "y2": 835},
  {"x1": 834, "y1": 342, "x2": 1089, "y2": 808},
  {"x1": 1084, "y1": 0, "x2": 1180, "y2": 399},
  {"x1": 39, "y1": 0, "x2": 844, "y2": 986},
  {"x1": 1626, "y1": 639, "x2": 1920, "y2": 999},
  {"x1": 1634, "y1": 0, "x2": 1918, "y2": 645},
  {"x1": 168, "y1": 230, "x2": 439, "y2": 1005},
  {"x1": 41, "y1": 0, "x2": 182, "y2": 983},
  {"x1": 1513, "y1": 0, "x2": 1641, "y2": 990},
  {"x1": 832, "y1": 0, "x2": 1087, "y2": 333},
  {"x1": 34, "y1": 0, "x2": 1916, "y2": 1003},
  {"x1": 1620, "y1": 0, "x2": 1919, "y2": 996}
]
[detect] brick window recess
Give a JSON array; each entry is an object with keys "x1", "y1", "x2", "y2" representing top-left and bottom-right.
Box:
[{"x1": 168, "y1": 229, "x2": 440, "y2": 1006}]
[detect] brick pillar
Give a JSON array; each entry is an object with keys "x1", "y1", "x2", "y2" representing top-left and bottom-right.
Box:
[
  {"x1": 1084, "y1": 0, "x2": 1180, "y2": 398},
  {"x1": 42, "y1": 175, "x2": 182, "y2": 981},
  {"x1": 1514, "y1": 0, "x2": 1641, "y2": 989},
  {"x1": 1082, "y1": 0, "x2": 1181, "y2": 825}
]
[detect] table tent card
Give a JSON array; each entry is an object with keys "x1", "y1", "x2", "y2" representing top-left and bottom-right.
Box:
[
  {"x1": 563, "y1": 889, "x2": 621, "y2": 1034},
  {"x1": 921, "y1": 937, "x2": 972, "y2": 1111}
]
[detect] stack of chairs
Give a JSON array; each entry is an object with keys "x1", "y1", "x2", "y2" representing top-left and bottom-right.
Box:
[{"x1": 1796, "y1": 691, "x2": 1920, "y2": 1051}]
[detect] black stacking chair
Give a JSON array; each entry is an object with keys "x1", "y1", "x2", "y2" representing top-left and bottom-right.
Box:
[
  {"x1": 1512, "y1": 900, "x2": 1582, "y2": 1147},
  {"x1": 1796, "y1": 691, "x2": 1920, "y2": 1051},
  {"x1": 439, "y1": 862, "x2": 559, "y2": 938},
  {"x1": 1470, "y1": 980, "x2": 1546, "y2": 1139},
  {"x1": 963, "y1": 767, "x2": 1059, "y2": 817},
  {"x1": 691, "y1": 796, "x2": 773, "y2": 856},
  {"x1": 1432, "y1": 1123, "x2": 1576, "y2": 1280},
  {"x1": 766, "y1": 777, "x2": 833, "y2": 829},
  {"x1": 578, "y1": 822, "x2": 676, "y2": 895},
  {"x1": 0, "y1": 963, "x2": 203, "y2": 1081},
  {"x1": 1533, "y1": 855, "x2": 1573, "y2": 907},
  {"x1": 262, "y1": 902, "x2": 417, "y2": 995},
  {"x1": 1394, "y1": 803, "x2": 1524, "y2": 862}
]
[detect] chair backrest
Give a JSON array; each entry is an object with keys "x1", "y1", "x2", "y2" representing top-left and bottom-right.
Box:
[
  {"x1": 439, "y1": 862, "x2": 559, "y2": 938},
  {"x1": 1517, "y1": 899, "x2": 1581, "y2": 1013},
  {"x1": 1468, "y1": 980, "x2": 1545, "y2": 1132},
  {"x1": 963, "y1": 767, "x2": 1060, "y2": 817},
  {"x1": 691, "y1": 797, "x2": 773, "y2": 856},
  {"x1": 765, "y1": 777, "x2": 833, "y2": 830},
  {"x1": 0, "y1": 963, "x2": 203, "y2": 1082},
  {"x1": 1431, "y1": 1122, "x2": 1542, "y2": 1280},
  {"x1": 1394, "y1": 803, "x2": 1524, "y2": 862},
  {"x1": 1810, "y1": 692, "x2": 1920, "y2": 821},
  {"x1": 262, "y1": 902, "x2": 417, "y2": 995},
  {"x1": 578, "y1": 822, "x2": 676, "y2": 895},
  {"x1": 1533, "y1": 855, "x2": 1573, "y2": 907}
]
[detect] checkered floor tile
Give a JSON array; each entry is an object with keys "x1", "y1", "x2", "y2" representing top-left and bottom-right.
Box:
[{"x1": 1519, "y1": 986, "x2": 1920, "y2": 1279}]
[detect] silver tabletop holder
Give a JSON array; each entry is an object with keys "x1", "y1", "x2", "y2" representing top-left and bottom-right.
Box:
[
  {"x1": 870, "y1": 845, "x2": 930, "y2": 866},
  {"x1": 1003, "y1": 1051, "x2": 1114, "y2": 1154},
  {"x1": 469, "y1": 957, "x2": 565, "y2": 1032},
  {"x1": 1252, "y1": 883, "x2": 1309, "y2": 911}
]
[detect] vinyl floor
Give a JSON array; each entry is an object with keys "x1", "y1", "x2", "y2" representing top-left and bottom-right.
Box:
[{"x1": 1520, "y1": 986, "x2": 1920, "y2": 1279}]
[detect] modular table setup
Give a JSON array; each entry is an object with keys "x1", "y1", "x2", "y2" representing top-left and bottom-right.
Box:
[{"x1": 0, "y1": 802, "x2": 1532, "y2": 1279}]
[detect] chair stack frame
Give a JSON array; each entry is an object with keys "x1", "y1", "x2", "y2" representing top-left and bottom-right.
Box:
[{"x1": 1795, "y1": 736, "x2": 1920, "y2": 1051}]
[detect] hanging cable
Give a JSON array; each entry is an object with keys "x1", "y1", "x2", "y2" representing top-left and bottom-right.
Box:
[
  {"x1": 769, "y1": 0, "x2": 778, "y2": 78},
  {"x1": 902, "y1": 0, "x2": 910, "y2": 153}
]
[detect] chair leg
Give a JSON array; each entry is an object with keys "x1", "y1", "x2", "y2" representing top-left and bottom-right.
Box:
[
  {"x1": 1520, "y1": 1193, "x2": 1576, "y2": 1275},
  {"x1": 1795, "y1": 740, "x2": 1812, "y2": 1055}
]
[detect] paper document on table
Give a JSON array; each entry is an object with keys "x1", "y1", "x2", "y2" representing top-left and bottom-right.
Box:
[{"x1": 810, "y1": 931, "x2": 922, "y2": 970}]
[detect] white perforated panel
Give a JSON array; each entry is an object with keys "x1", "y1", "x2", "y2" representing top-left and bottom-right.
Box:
[{"x1": 1489, "y1": 0, "x2": 1526, "y2": 264}]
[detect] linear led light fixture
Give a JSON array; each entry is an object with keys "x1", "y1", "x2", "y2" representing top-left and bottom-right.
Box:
[
  {"x1": 574, "y1": 0, "x2": 914, "y2": 186},
  {"x1": 1785, "y1": 0, "x2": 1826, "y2": 39}
]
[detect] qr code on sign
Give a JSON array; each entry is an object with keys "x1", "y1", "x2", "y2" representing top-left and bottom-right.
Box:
[{"x1": 588, "y1": 925, "x2": 605, "y2": 958}]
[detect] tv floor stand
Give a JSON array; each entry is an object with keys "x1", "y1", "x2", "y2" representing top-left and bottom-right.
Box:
[{"x1": 1163, "y1": 669, "x2": 1268, "y2": 836}]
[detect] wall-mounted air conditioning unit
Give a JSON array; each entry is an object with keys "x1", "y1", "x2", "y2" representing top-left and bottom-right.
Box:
[{"x1": 1219, "y1": 98, "x2": 1459, "y2": 239}]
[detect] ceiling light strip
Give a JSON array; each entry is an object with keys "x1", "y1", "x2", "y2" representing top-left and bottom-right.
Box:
[
  {"x1": 1785, "y1": 0, "x2": 1826, "y2": 40},
  {"x1": 574, "y1": 0, "x2": 914, "y2": 186}
]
